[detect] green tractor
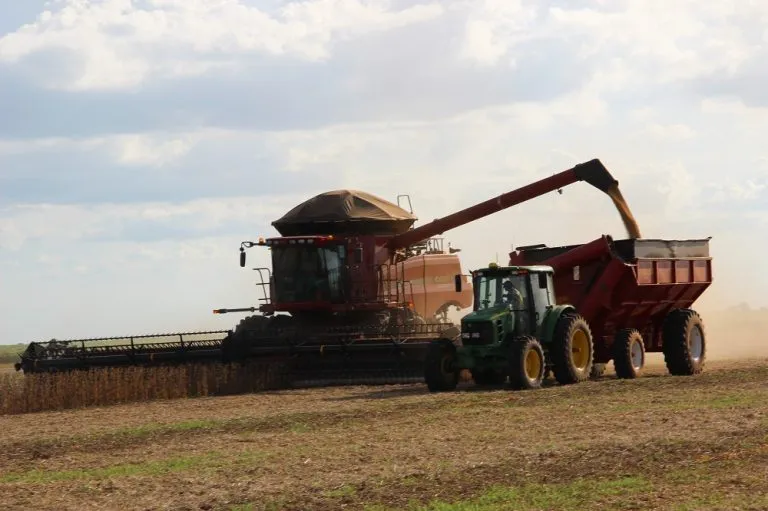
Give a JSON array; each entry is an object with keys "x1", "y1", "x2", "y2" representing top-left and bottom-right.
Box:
[{"x1": 424, "y1": 263, "x2": 595, "y2": 392}]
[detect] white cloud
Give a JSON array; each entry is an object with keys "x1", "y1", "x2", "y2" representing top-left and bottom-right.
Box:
[
  {"x1": 3, "y1": 0, "x2": 765, "y2": 95},
  {"x1": 701, "y1": 97, "x2": 766, "y2": 116},
  {"x1": 115, "y1": 133, "x2": 194, "y2": 166},
  {"x1": 0, "y1": 0, "x2": 445, "y2": 91},
  {"x1": 0, "y1": 195, "x2": 303, "y2": 251},
  {"x1": 0, "y1": 136, "x2": 104, "y2": 155},
  {"x1": 547, "y1": 1, "x2": 756, "y2": 83},
  {"x1": 458, "y1": 0, "x2": 538, "y2": 66},
  {"x1": 644, "y1": 123, "x2": 696, "y2": 140}
]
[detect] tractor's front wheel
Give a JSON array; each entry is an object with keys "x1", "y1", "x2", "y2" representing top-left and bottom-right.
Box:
[
  {"x1": 662, "y1": 309, "x2": 706, "y2": 376},
  {"x1": 613, "y1": 328, "x2": 645, "y2": 379},
  {"x1": 508, "y1": 336, "x2": 546, "y2": 390},
  {"x1": 424, "y1": 340, "x2": 460, "y2": 392},
  {"x1": 551, "y1": 312, "x2": 594, "y2": 385}
]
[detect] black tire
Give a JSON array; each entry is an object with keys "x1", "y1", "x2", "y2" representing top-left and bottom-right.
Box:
[
  {"x1": 550, "y1": 312, "x2": 594, "y2": 385},
  {"x1": 590, "y1": 363, "x2": 607, "y2": 380},
  {"x1": 613, "y1": 328, "x2": 645, "y2": 379},
  {"x1": 223, "y1": 314, "x2": 270, "y2": 362},
  {"x1": 508, "y1": 336, "x2": 545, "y2": 390},
  {"x1": 662, "y1": 309, "x2": 706, "y2": 376},
  {"x1": 424, "y1": 340, "x2": 459, "y2": 392},
  {"x1": 473, "y1": 369, "x2": 506, "y2": 386}
]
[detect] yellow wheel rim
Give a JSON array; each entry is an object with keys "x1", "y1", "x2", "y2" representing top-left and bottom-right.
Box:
[
  {"x1": 571, "y1": 330, "x2": 590, "y2": 371},
  {"x1": 524, "y1": 348, "x2": 541, "y2": 380}
]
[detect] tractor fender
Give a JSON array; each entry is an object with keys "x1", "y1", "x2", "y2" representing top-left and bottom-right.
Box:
[{"x1": 539, "y1": 305, "x2": 576, "y2": 344}]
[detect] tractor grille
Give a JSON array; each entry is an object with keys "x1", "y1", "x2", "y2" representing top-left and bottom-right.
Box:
[{"x1": 461, "y1": 322, "x2": 495, "y2": 346}]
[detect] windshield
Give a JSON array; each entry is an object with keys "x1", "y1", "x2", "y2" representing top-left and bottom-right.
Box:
[
  {"x1": 271, "y1": 244, "x2": 346, "y2": 303},
  {"x1": 475, "y1": 272, "x2": 529, "y2": 311}
]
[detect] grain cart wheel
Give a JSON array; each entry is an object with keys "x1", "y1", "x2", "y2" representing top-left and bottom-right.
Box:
[
  {"x1": 613, "y1": 328, "x2": 645, "y2": 379},
  {"x1": 590, "y1": 363, "x2": 607, "y2": 380},
  {"x1": 508, "y1": 336, "x2": 545, "y2": 390},
  {"x1": 662, "y1": 309, "x2": 706, "y2": 376},
  {"x1": 424, "y1": 340, "x2": 460, "y2": 392},
  {"x1": 551, "y1": 312, "x2": 594, "y2": 385}
]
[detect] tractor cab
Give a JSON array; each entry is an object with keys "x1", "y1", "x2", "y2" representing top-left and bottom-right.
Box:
[{"x1": 454, "y1": 263, "x2": 556, "y2": 346}]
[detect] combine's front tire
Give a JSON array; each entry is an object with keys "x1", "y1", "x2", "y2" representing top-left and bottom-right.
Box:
[
  {"x1": 223, "y1": 315, "x2": 271, "y2": 362},
  {"x1": 613, "y1": 328, "x2": 645, "y2": 379},
  {"x1": 551, "y1": 312, "x2": 594, "y2": 385},
  {"x1": 424, "y1": 340, "x2": 459, "y2": 392},
  {"x1": 662, "y1": 309, "x2": 706, "y2": 376},
  {"x1": 508, "y1": 336, "x2": 545, "y2": 390}
]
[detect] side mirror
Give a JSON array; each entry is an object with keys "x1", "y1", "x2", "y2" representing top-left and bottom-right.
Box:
[
  {"x1": 354, "y1": 247, "x2": 364, "y2": 264},
  {"x1": 454, "y1": 274, "x2": 462, "y2": 292},
  {"x1": 538, "y1": 272, "x2": 547, "y2": 289},
  {"x1": 240, "y1": 249, "x2": 246, "y2": 268}
]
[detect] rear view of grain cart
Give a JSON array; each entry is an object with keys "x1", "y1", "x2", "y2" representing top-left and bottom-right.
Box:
[{"x1": 508, "y1": 236, "x2": 712, "y2": 380}]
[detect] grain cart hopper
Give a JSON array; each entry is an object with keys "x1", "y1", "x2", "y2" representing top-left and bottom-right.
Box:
[
  {"x1": 15, "y1": 159, "x2": 637, "y2": 388},
  {"x1": 507, "y1": 235, "x2": 713, "y2": 380}
]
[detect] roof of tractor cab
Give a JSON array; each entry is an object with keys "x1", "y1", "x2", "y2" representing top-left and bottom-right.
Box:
[{"x1": 476, "y1": 264, "x2": 554, "y2": 273}]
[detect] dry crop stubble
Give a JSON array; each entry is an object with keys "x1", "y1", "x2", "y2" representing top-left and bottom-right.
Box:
[
  {"x1": 0, "y1": 360, "x2": 291, "y2": 415},
  {"x1": 0, "y1": 359, "x2": 765, "y2": 510}
]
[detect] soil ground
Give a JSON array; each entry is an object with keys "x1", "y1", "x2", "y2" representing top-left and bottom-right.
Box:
[{"x1": 1, "y1": 355, "x2": 767, "y2": 511}]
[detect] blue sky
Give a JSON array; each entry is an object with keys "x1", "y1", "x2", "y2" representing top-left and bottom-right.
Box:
[{"x1": 1, "y1": 0, "x2": 767, "y2": 344}]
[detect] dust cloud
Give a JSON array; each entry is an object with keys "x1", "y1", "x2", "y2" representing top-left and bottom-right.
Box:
[{"x1": 700, "y1": 305, "x2": 768, "y2": 361}]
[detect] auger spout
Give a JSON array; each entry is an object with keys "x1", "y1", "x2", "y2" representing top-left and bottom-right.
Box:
[{"x1": 388, "y1": 158, "x2": 640, "y2": 250}]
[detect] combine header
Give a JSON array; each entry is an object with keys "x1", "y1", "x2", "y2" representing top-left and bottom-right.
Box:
[{"x1": 15, "y1": 159, "x2": 653, "y2": 387}]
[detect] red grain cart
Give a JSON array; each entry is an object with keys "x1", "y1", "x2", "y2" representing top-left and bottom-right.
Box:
[{"x1": 508, "y1": 235, "x2": 713, "y2": 378}]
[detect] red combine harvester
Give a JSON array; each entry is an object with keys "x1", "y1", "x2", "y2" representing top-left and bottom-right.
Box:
[
  {"x1": 15, "y1": 158, "x2": 652, "y2": 386},
  {"x1": 508, "y1": 235, "x2": 712, "y2": 378}
]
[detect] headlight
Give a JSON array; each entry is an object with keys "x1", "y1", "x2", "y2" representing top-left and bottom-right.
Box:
[
  {"x1": 462, "y1": 332, "x2": 470, "y2": 339},
  {"x1": 471, "y1": 332, "x2": 480, "y2": 338}
]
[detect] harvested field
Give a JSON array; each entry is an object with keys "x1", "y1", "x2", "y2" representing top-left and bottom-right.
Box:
[{"x1": 1, "y1": 356, "x2": 767, "y2": 510}]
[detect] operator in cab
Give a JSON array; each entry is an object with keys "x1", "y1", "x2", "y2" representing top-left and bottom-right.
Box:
[{"x1": 502, "y1": 279, "x2": 527, "y2": 334}]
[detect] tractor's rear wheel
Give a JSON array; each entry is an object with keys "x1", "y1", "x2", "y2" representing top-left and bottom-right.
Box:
[
  {"x1": 508, "y1": 336, "x2": 545, "y2": 390},
  {"x1": 424, "y1": 340, "x2": 460, "y2": 392},
  {"x1": 550, "y1": 312, "x2": 594, "y2": 385},
  {"x1": 613, "y1": 328, "x2": 645, "y2": 379},
  {"x1": 662, "y1": 309, "x2": 706, "y2": 376}
]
